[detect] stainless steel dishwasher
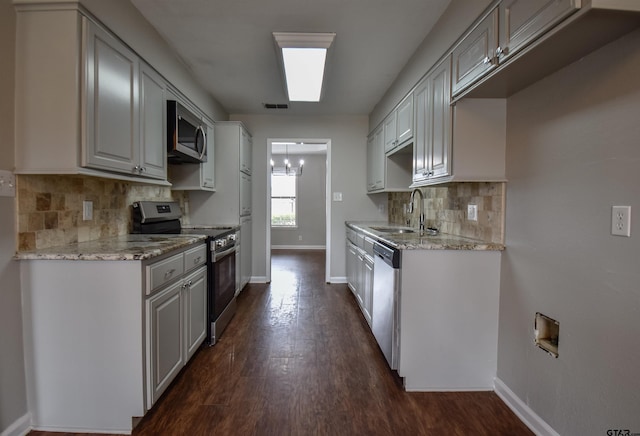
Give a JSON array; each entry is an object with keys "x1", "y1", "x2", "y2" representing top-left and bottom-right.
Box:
[{"x1": 372, "y1": 241, "x2": 401, "y2": 370}]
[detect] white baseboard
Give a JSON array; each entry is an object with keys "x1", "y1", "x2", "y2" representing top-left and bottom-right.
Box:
[
  {"x1": 494, "y1": 378, "x2": 560, "y2": 436},
  {"x1": 271, "y1": 245, "x2": 326, "y2": 250},
  {"x1": 1, "y1": 413, "x2": 31, "y2": 436},
  {"x1": 330, "y1": 276, "x2": 347, "y2": 284},
  {"x1": 249, "y1": 276, "x2": 268, "y2": 283}
]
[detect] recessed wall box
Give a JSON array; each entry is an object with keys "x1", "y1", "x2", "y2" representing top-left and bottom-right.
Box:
[{"x1": 534, "y1": 312, "x2": 559, "y2": 358}]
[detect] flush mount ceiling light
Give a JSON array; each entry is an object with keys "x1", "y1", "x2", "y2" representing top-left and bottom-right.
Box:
[{"x1": 273, "y1": 32, "x2": 336, "y2": 102}]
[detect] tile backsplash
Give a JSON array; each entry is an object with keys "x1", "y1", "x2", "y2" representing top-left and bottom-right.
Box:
[
  {"x1": 388, "y1": 182, "x2": 504, "y2": 243},
  {"x1": 16, "y1": 175, "x2": 188, "y2": 251}
]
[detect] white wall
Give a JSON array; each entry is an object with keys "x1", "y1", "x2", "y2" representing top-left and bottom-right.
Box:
[
  {"x1": 271, "y1": 153, "x2": 326, "y2": 248},
  {"x1": 230, "y1": 114, "x2": 386, "y2": 281},
  {"x1": 0, "y1": 0, "x2": 29, "y2": 433},
  {"x1": 498, "y1": 29, "x2": 640, "y2": 435}
]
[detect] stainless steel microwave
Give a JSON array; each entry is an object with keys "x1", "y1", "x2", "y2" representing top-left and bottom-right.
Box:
[{"x1": 167, "y1": 100, "x2": 207, "y2": 163}]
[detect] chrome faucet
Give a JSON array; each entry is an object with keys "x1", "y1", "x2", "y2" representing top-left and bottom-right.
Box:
[{"x1": 409, "y1": 188, "x2": 425, "y2": 232}]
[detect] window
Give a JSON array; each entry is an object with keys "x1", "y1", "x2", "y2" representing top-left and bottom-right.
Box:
[{"x1": 271, "y1": 175, "x2": 297, "y2": 227}]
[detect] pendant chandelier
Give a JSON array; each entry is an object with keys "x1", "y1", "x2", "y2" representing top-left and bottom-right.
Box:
[{"x1": 271, "y1": 143, "x2": 304, "y2": 176}]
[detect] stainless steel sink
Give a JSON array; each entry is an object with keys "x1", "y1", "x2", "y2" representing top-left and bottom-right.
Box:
[{"x1": 370, "y1": 226, "x2": 416, "y2": 234}]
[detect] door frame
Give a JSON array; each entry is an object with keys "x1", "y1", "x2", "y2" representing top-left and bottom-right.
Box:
[{"x1": 266, "y1": 138, "x2": 331, "y2": 283}]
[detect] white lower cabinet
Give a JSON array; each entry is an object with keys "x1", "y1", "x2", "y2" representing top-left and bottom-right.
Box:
[
  {"x1": 147, "y1": 280, "x2": 184, "y2": 406},
  {"x1": 146, "y1": 265, "x2": 207, "y2": 407},
  {"x1": 240, "y1": 215, "x2": 252, "y2": 289},
  {"x1": 345, "y1": 229, "x2": 373, "y2": 326},
  {"x1": 19, "y1": 242, "x2": 207, "y2": 433},
  {"x1": 185, "y1": 267, "x2": 207, "y2": 359}
]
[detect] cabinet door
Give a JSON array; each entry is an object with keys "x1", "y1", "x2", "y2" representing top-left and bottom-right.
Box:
[
  {"x1": 363, "y1": 256, "x2": 374, "y2": 326},
  {"x1": 366, "y1": 127, "x2": 384, "y2": 192},
  {"x1": 147, "y1": 280, "x2": 184, "y2": 407},
  {"x1": 139, "y1": 63, "x2": 167, "y2": 179},
  {"x1": 499, "y1": 0, "x2": 578, "y2": 62},
  {"x1": 427, "y1": 56, "x2": 452, "y2": 180},
  {"x1": 383, "y1": 114, "x2": 397, "y2": 153},
  {"x1": 201, "y1": 120, "x2": 215, "y2": 189},
  {"x1": 240, "y1": 172, "x2": 252, "y2": 216},
  {"x1": 356, "y1": 249, "x2": 365, "y2": 307},
  {"x1": 346, "y1": 241, "x2": 358, "y2": 293},
  {"x1": 184, "y1": 267, "x2": 207, "y2": 360},
  {"x1": 451, "y1": 8, "x2": 498, "y2": 96},
  {"x1": 396, "y1": 94, "x2": 414, "y2": 146},
  {"x1": 240, "y1": 128, "x2": 252, "y2": 175},
  {"x1": 240, "y1": 216, "x2": 252, "y2": 290},
  {"x1": 83, "y1": 19, "x2": 140, "y2": 174},
  {"x1": 413, "y1": 78, "x2": 429, "y2": 183}
]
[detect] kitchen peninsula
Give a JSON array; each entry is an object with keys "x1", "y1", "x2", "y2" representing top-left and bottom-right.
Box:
[{"x1": 346, "y1": 222, "x2": 502, "y2": 391}]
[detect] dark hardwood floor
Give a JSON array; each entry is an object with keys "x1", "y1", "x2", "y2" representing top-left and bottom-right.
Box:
[{"x1": 31, "y1": 249, "x2": 532, "y2": 435}]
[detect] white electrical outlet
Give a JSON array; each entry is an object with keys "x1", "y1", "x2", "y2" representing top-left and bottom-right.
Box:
[
  {"x1": 467, "y1": 204, "x2": 478, "y2": 222},
  {"x1": 332, "y1": 192, "x2": 343, "y2": 202},
  {"x1": 611, "y1": 206, "x2": 631, "y2": 237},
  {"x1": 83, "y1": 200, "x2": 93, "y2": 221}
]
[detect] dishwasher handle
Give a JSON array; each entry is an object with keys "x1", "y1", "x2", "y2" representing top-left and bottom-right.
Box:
[{"x1": 373, "y1": 242, "x2": 400, "y2": 269}]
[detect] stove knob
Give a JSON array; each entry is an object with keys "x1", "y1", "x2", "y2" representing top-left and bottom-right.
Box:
[{"x1": 228, "y1": 234, "x2": 237, "y2": 242}]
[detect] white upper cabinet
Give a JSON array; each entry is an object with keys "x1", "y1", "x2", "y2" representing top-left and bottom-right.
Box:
[
  {"x1": 169, "y1": 110, "x2": 215, "y2": 191},
  {"x1": 240, "y1": 128, "x2": 252, "y2": 175},
  {"x1": 206, "y1": 122, "x2": 253, "y2": 223},
  {"x1": 366, "y1": 124, "x2": 412, "y2": 193},
  {"x1": 383, "y1": 94, "x2": 414, "y2": 153},
  {"x1": 413, "y1": 56, "x2": 452, "y2": 185},
  {"x1": 83, "y1": 18, "x2": 167, "y2": 180},
  {"x1": 454, "y1": 0, "x2": 638, "y2": 98},
  {"x1": 139, "y1": 62, "x2": 168, "y2": 179},
  {"x1": 451, "y1": 8, "x2": 499, "y2": 97},
  {"x1": 83, "y1": 20, "x2": 140, "y2": 175},
  {"x1": 395, "y1": 94, "x2": 414, "y2": 147},
  {"x1": 499, "y1": 0, "x2": 579, "y2": 63},
  {"x1": 14, "y1": 3, "x2": 213, "y2": 184},
  {"x1": 367, "y1": 127, "x2": 384, "y2": 192}
]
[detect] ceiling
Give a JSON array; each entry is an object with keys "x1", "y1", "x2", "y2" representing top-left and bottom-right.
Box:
[{"x1": 130, "y1": 0, "x2": 451, "y2": 117}]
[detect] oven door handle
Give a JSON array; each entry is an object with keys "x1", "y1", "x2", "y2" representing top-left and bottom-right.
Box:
[{"x1": 213, "y1": 245, "x2": 237, "y2": 262}]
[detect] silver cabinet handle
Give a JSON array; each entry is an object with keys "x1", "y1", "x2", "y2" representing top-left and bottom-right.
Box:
[
  {"x1": 164, "y1": 269, "x2": 175, "y2": 280},
  {"x1": 483, "y1": 56, "x2": 491, "y2": 65},
  {"x1": 193, "y1": 256, "x2": 202, "y2": 264},
  {"x1": 495, "y1": 46, "x2": 505, "y2": 59}
]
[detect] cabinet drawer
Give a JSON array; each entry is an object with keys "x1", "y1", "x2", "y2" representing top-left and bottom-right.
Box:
[
  {"x1": 346, "y1": 228, "x2": 357, "y2": 245},
  {"x1": 364, "y1": 236, "x2": 375, "y2": 256},
  {"x1": 184, "y1": 244, "x2": 207, "y2": 273},
  {"x1": 147, "y1": 253, "x2": 184, "y2": 294}
]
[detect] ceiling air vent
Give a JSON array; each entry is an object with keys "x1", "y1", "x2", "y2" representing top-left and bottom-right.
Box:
[{"x1": 264, "y1": 103, "x2": 289, "y2": 109}]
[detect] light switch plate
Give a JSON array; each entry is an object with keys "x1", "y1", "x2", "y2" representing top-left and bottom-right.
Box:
[
  {"x1": 332, "y1": 192, "x2": 343, "y2": 202},
  {"x1": 0, "y1": 170, "x2": 16, "y2": 197}
]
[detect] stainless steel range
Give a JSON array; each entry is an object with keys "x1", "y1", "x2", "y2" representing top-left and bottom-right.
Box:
[{"x1": 132, "y1": 201, "x2": 238, "y2": 345}]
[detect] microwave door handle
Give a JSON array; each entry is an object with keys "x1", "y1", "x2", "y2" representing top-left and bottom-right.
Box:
[{"x1": 196, "y1": 126, "x2": 207, "y2": 161}]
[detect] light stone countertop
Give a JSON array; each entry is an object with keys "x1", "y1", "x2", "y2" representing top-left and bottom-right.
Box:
[
  {"x1": 14, "y1": 234, "x2": 208, "y2": 261},
  {"x1": 346, "y1": 221, "x2": 505, "y2": 251}
]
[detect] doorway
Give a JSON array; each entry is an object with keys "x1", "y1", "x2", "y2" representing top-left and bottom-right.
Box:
[{"x1": 266, "y1": 138, "x2": 331, "y2": 283}]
